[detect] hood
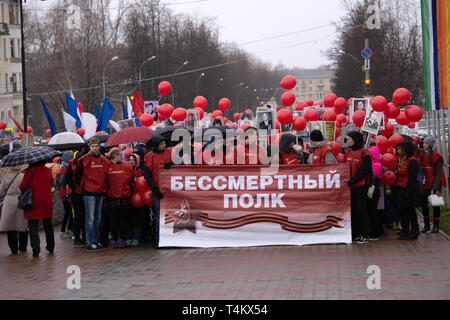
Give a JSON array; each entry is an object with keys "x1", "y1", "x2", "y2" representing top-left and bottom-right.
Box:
[
  {"x1": 368, "y1": 146, "x2": 380, "y2": 163},
  {"x1": 150, "y1": 134, "x2": 167, "y2": 153},
  {"x1": 280, "y1": 133, "x2": 296, "y2": 153},
  {"x1": 397, "y1": 141, "x2": 414, "y2": 158},
  {"x1": 347, "y1": 131, "x2": 364, "y2": 150}
]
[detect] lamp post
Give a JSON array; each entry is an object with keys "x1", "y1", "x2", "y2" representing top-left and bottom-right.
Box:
[
  {"x1": 171, "y1": 60, "x2": 188, "y2": 106},
  {"x1": 103, "y1": 56, "x2": 119, "y2": 99},
  {"x1": 138, "y1": 55, "x2": 156, "y2": 94},
  {"x1": 338, "y1": 50, "x2": 361, "y2": 65},
  {"x1": 196, "y1": 72, "x2": 205, "y2": 95}
]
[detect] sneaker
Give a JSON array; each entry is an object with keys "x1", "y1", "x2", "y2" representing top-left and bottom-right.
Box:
[
  {"x1": 431, "y1": 225, "x2": 439, "y2": 233},
  {"x1": 131, "y1": 240, "x2": 139, "y2": 247},
  {"x1": 119, "y1": 240, "x2": 127, "y2": 248},
  {"x1": 126, "y1": 239, "x2": 132, "y2": 246},
  {"x1": 368, "y1": 236, "x2": 379, "y2": 241},
  {"x1": 112, "y1": 241, "x2": 119, "y2": 249},
  {"x1": 97, "y1": 243, "x2": 107, "y2": 251},
  {"x1": 354, "y1": 236, "x2": 368, "y2": 244},
  {"x1": 74, "y1": 240, "x2": 84, "y2": 248},
  {"x1": 85, "y1": 244, "x2": 106, "y2": 252}
]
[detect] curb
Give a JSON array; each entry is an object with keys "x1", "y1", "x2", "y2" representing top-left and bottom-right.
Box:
[{"x1": 416, "y1": 208, "x2": 450, "y2": 241}]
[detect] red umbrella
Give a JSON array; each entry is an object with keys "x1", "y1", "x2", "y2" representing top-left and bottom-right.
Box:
[{"x1": 104, "y1": 127, "x2": 154, "y2": 147}]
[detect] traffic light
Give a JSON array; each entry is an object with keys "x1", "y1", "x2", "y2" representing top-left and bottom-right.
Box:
[{"x1": 364, "y1": 78, "x2": 371, "y2": 94}]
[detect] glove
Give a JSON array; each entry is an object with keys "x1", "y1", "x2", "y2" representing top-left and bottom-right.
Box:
[{"x1": 163, "y1": 161, "x2": 173, "y2": 170}]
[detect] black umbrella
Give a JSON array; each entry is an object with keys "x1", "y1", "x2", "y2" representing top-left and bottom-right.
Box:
[{"x1": 1, "y1": 146, "x2": 59, "y2": 167}]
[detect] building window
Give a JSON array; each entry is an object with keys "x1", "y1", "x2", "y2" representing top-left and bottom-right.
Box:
[
  {"x1": 12, "y1": 74, "x2": 17, "y2": 92},
  {"x1": 3, "y1": 39, "x2": 6, "y2": 59},
  {"x1": 10, "y1": 39, "x2": 15, "y2": 58},
  {"x1": 1, "y1": 4, "x2": 4, "y2": 24},
  {"x1": 8, "y1": 5, "x2": 15, "y2": 25}
]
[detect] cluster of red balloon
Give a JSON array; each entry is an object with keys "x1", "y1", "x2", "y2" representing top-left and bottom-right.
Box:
[{"x1": 131, "y1": 176, "x2": 154, "y2": 208}]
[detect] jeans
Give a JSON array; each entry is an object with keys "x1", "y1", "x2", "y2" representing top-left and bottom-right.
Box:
[
  {"x1": 69, "y1": 193, "x2": 85, "y2": 242},
  {"x1": 83, "y1": 195, "x2": 104, "y2": 246},
  {"x1": 152, "y1": 193, "x2": 161, "y2": 245},
  {"x1": 7, "y1": 231, "x2": 28, "y2": 254},
  {"x1": 28, "y1": 218, "x2": 54, "y2": 256}
]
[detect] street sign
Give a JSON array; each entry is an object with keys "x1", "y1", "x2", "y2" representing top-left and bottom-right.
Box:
[
  {"x1": 361, "y1": 48, "x2": 373, "y2": 59},
  {"x1": 364, "y1": 59, "x2": 370, "y2": 71}
]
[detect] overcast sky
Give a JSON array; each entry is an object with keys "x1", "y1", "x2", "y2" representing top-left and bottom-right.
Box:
[{"x1": 28, "y1": 0, "x2": 347, "y2": 69}]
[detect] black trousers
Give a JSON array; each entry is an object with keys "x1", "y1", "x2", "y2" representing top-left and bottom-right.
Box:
[
  {"x1": 7, "y1": 231, "x2": 28, "y2": 253},
  {"x1": 99, "y1": 198, "x2": 110, "y2": 247},
  {"x1": 60, "y1": 199, "x2": 73, "y2": 232},
  {"x1": 400, "y1": 206, "x2": 419, "y2": 235},
  {"x1": 367, "y1": 184, "x2": 382, "y2": 237},
  {"x1": 109, "y1": 198, "x2": 130, "y2": 242},
  {"x1": 70, "y1": 193, "x2": 85, "y2": 242},
  {"x1": 28, "y1": 218, "x2": 55, "y2": 256},
  {"x1": 351, "y1": 188, "x2": 369, "y2": 238},
  {"x1": 421, "y1": 189, "x2": 441, "y2": 222}
]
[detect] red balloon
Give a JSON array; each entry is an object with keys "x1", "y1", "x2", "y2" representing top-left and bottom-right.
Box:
[
  {"x1": 77, "y1": 128, "x2": 85, "y2": 137},
  {"x1": 388, "y1": 134, "x2": 404, "y2": 148},
  {"x1": 336, "y1": 153, "x2": 345, "y2": 163},
  {"x1": 381, "y1": 153, "x2": 397, "y2": 169},
  {"x1": 382, "y1": 171, "x2": 396, "y2": 186},
  {"x1": 240, "y1": 123, "x2": 251, "y2": 131},
  {"x1": 336, "y1": 114, "x2": 347, "y2": 124},
  {"x1": 371, "y1": 96, "x2": 388, "y2": 112},
  {"x1": 322, "y1": 109, "x2": 337, "y2": 122},
  {"x1": 233, "y1": 113, "x2": 240, "y2": 121},
  {"x1": 0, "y1": 121, "x2": 6, "y2": 130},
  {"x1": 380, "y1": 122, "x2": 394, "y2": 137},
  {"x1": 276, "y1": 105, "x2": 280, "y2": 112},
  {"x1": 395, "y1": 112, "x2": 409, "y2": 126},
  {"x1": 158, "y1": 112, "x2": 167, "y2": 121},
  {"x1": 376, "y1": 136, "x2": 389, "y2": 154},
  {"x1": 46, "y1": 137, "x2": 51, "y2": 144},
  {"x1": 228, "y1": 123, "x2": 238, "y2": 129},
  {"x1": 46, "y1": 129, "x2": 51, "y2": 136},
  {"x1": 393, "y1": 88, "x2": 410, "y2": 105},
  {"x1": 17, "y1": 132, "x2": 23, "y2": 138},
  {"x1": 218, "y1": 98, "x2": 231, "y2": 111},
  {"x1": 293, "y1": 117, "x2": 307, "y2": 131},
  {"x1": 333, "y1": 97, "x2": 348, "y2": 114},
  {"x1": 304, "y1": 109, "x2": 319, "y2": 122},
  {"x1": 27, "y1": 126, "x2": 33, "y2": 134},
  {"x1": 172, "y1": 108, "x2": 187, "y2": 122},
  {"x1": 324, "y1": 93, "x2": 337, "y2": 108},
  {"x1": 407, "y1": 122, "x2": 415, "y2": 129},
  {"x1": 352, "y1": 110, "x2": 366, "y2": 127},
  {"x1": 280, "y1": 75, "x2": 297, "y2": 90},
  {"x1": 158, "y1": 81, "x2": 171, "y2": 96},
  {"x1": 136, "y1": 176, "x2": 150, "y2": 194},
  {"x1": 384, "y1": 102, "x2": 400, "y2": 119},
  {"x1": 124, "y1": 148, "x2": 132, "y2": 159},
  {"x1": 159, "y1": 104, "x2": 174, "y2": 118},
  {"x1": 194, "y1": 107, "x2": 205, "y2": 120},
  {"x1": 405, "y1": 105, "x2": 423, "y2": 122},
  {"x1": 131, "y1": 193, "x2": 145, "y2": 208},
  {"x1": 140, "y1": 113, "x2": 154, "y2": 127},
  {"x1": 335, "y1": 126, "x2": 340, "y2": 139},
  {"x1": 315, "y1": 102, "x2": 323, "y2": 108},
  {"x1": 306, "y1": 100, "x2": 314, "y2": 106},
  {"x1": 331, "y1": 141, "x2": 341, "y2": 157},
  {"x1": 275, "y1": 119, "x2": 280, "y2": 131},
  {"x1": 385, "y1": 146, "x2": 395, "y2": 155},
  {"x1": 143, "y1": 190, "x2": 154, "y2": 206},
  {"x1": 211, "y1": 110, "x2": 223, "y2": 119},
  {"x1": 281, "y1": 92, "x2": 296, "y2": 107},
  {"x1": 294, "y1": 102, "x2": 305, "y2": 111},
  {"x1": 193, "y1": 96, "x2": 208, "y2": 110},
  {"x1": 277, "y1": 109, "x2": 293, "y2": 125}
]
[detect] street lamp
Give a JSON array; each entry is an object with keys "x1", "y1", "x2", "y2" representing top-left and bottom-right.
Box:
[
  {"x1": 171, "y1": 60, "x2": 189, "y2": 106},
  {"x1": 196, "y1": 73, "x2": 205, "y2": 95},
  {"x1": 227, "y1": 82, "x2": 244, "y2": 97},
  {"x1": 236, "y1": 85, "x2": 249, "y2": 111},
  {"x1": 338, "y1": 50, "x2": 361, "y2": 65},
  {"x1": 138, "y1": 55, "x2": 156, "y2": 93},
  {"x1": 103, "y1": 56, "x2": 119, "y2": 98}
]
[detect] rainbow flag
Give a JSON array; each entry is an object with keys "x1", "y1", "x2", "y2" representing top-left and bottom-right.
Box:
[{"x1": 421, "y1": 0, "x2": 449, "y2": 111}]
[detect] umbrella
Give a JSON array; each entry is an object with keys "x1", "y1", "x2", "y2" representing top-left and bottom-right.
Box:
[
  {"x1": 0, "y1": 142, "x2": 21, "y2": 158},
  {"x1": 104, "y1": 127, "x2": 154, "y2": 148},
  {"x1": 48, "y1": 132, "x2": 87, "y2": 151},
  {"x1": 1, "y1": 146, "x2": 59, "y2": 167}
]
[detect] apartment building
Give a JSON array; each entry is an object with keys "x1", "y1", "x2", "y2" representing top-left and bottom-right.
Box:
[{"x1": 292, "y1": 68, "x2": 334, "y2": 102}]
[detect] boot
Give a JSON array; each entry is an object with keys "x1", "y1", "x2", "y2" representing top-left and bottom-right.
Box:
[
  {"x1": 421, "y1": 217, "x2": 430, "y2": 233},
  {"x1": 431, "y1": 219, "x2": 440, "y2": 233}
]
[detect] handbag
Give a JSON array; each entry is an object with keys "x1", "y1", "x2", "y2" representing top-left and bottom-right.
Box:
[
  {"x1": 18, "y1": 168, "x2": 33, "y2": 211},
  {"x1": 428, "y1": 192, "x2": 445, "y2": 207}
]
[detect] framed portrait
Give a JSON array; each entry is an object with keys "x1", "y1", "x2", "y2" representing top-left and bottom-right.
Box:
[
  {"x1": 118, "y1": 118, "x2": 136, "y2": 129},
  {"x1": 350, "y1": 98, "x2": 370, "y2": 121},
  {"x1": 185, "y1": 110, "x2": 200, "y2": 129},
  {"x1": 361, "y1": 105, "x2": 384, "y2": 135},
  {"x1": 144, "y1": 101, "x2": 159, "y2": 119},
  {"x1": 238, "y1": 119, "x2": 256, "y2": 128},
  {"x1": 340, "y1": 123, "x2": 359, "y2": 142},
  {"x1": 261, "y1": 101, "x2": 277, "y2": 110},
  {"x1": 308, "y1": 121, "x2": 335, "y2": 142},
  {"x1": 256, "y1": 107, "x2": 277, "y2": 136}
]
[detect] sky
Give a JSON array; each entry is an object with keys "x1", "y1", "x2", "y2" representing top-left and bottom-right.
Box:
[{"x1": 27, "y1": 0, "x2": 347, "y2": 69}]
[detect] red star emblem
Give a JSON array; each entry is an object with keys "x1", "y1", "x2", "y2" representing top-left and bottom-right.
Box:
[{"x1": 168, "y1": 200, "x2": 201, "y2": 234}]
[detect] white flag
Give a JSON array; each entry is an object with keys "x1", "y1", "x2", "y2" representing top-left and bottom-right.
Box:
[
  {"x1": 62, "y1": 109, "x2": 77, "y2": 132},
  {"x1": 109, "y1": 120, "x2": 121, "y2": 132},
  {"x1": 81, "y1": 112, "x2": 97, "y2": 139},
  {"x1": 127, "y1": 97, "x2": 133, "y2": 119}
]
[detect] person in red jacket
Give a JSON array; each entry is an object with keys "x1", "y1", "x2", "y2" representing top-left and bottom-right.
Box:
[
  {"x1": 75, "y1": 137, "x2": 111, "y2": 252},
  {"x1": 309, "y1": 130, "x2": 337, "y2": 164},
  {"x1": 419, "y1": 136, "x2": 447, "y2": 233},
  {"x1": 20, "y1": 161, "x2": 54, "y2": 258},
  {"x1": 106, "y1": 148, "x2": 134, "y2": 249},
  {"x1": 144, "y1": 134, "x2": 172, "y2": 245},
  {"x1": 236, "y1": 128, "x2": 268, "y2": 165},
  {"x1": 201, "y1": 136, "x2": 227, "y2": 166},
  {"x1": 345, "y1": 131, "x2": 372, "y2": 244},
  {"x1": 394, "y1": 141, "x2": 420, "y2": 240}
]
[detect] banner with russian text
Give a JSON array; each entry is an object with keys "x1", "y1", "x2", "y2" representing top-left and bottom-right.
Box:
[{"x1": 159, "y1": 164, "x2": 351, "y2": 248}]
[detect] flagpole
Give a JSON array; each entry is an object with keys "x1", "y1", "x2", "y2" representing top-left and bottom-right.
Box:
[{"x1": 19, "y1": 0, "x2": 27, "y2": 130}]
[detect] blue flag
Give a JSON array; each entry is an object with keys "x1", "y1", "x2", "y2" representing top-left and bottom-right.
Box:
[
  {"x1": 65, "y1": 93, "x2": 82, "y2": 129},
  {"x1": 122, "y1": 101, "x2": 129, "y2": 120},
  {"x1": 99, "y1": 98, "x2": 115, "y2": 134},
  {"x1": 95, "y1": 104, "x2": 101, "y2": 131},
  {"x1": 39, "y1": 97, "x2": 58, "y2": 136},
  {"x1": 134, "y1": 115, "x2": 142, "y2": 127}
]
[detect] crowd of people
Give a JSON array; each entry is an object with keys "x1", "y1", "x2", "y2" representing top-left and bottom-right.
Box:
[{"x1": 0, "y1": 125, "x2": 447, "y2": 256}]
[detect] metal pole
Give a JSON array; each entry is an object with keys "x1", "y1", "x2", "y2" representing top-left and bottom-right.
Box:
[
  {"x1": 440, "y1": 108, "x2": 449, "y2": 208},
  {"x1": 19, "y1": 0, "x2": 27, "y2": 129},
  {"x1": 426, "y1": 111, "x2": 431, "y2": 136}
]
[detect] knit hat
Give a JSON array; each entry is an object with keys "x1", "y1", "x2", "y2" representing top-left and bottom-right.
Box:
[
  {"x1": 89, "y1": 137, "x2": 101, "y2": 145},
  {"x1": 310, "y1": 130, "x2": 324, "y2": 142},
  {"x1": 423, "y1": 136, "x2": 435, "y2": 149}
]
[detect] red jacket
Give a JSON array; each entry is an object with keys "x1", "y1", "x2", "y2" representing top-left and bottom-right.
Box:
[
  {"x1": 280, "y1": 151, "x2": 299, "y2": 165},
  {"x1": 312, "y1": 145, "x2": 333, "y2": 164},
  {"x1": 78, "y1": 153, "x2": 111, "y2": 194},
  {"x1": 20, "y1": 166, "x2": 53, "y2": 220},
  {"x1": 395, "y1": 155, "x2": 417, "y2": 188},
  {"x1": 107, "y1": 161, "x2": 133, "y2": 199},
  {"x1": 144, "y1": 149, "x2": 172, "y2": 187},
  {"x1": 345, "y1": 148, "x2": 372, "y2": 188},
  {"x1": 419, "y1": 149, "x2": 447, "y2": 190}
]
